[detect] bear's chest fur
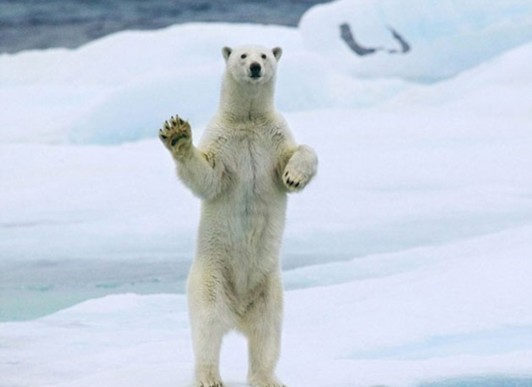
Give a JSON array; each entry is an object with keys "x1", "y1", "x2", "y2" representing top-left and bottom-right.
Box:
[
  {"x1": 206, "y1": 119, "x2": 287, "y2": 199},
  {"x1": 228, "y1": 129, "x2": 277, "y2": 189}
]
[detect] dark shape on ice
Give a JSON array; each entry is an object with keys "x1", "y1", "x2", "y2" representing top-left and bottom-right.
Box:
[
  {"x1": 339, "y1": 22, "x2": 411, "y2": 56},
  {"x1": 339, "y1": 23, "x2": 380, "y2": 56},
  {"x1": 387, "y1": 25, "x2": 411, "y2": 54}
]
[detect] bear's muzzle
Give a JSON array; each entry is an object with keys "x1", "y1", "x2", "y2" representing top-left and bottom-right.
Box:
[{"x1": 249, "y1": 62, "x2": 262, "y2": 78}]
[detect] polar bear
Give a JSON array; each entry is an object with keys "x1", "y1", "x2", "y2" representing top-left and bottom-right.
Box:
[{"x1": 159, "y1": 45, "x2": 318, "y2": 387}]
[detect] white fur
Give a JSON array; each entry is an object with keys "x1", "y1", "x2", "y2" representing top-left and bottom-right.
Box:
[{"x1": 160, "y1": 45, "x2": 318, "y2": 387}]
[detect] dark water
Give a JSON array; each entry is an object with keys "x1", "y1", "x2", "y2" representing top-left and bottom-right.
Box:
[{"x1": 0, "y1": 0, "x2": 331, "y2": 54}]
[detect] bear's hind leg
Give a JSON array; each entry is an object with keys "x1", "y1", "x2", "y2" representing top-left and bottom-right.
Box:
[
  {"x1": 190, "y1": 319, "x2": 225, "y2": 387},
  {"x1": 188, "y1": 267, "x2": 228, "y2": 387},
  {"x1": 241, "y1": 276, "x2": 286, "y2": 387}
]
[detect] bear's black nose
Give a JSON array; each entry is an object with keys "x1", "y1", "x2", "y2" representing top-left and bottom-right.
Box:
[{"x1": 250, "y1": 62, "x2": 262, "y2": 78}]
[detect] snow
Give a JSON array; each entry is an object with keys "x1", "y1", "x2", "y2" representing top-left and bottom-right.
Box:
[
  {"x1": 299, "y1": 0, "x2": 532, "y2": 82},
  {"x1": 1, "y1": 0, "x2": 532, "y2": 386}
]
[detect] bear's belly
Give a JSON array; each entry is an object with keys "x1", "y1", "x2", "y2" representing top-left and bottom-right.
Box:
[
  {"x1": 195, "y1": 133, "x2": 287, "y2": 294},
  {"x1": 196, "y1": 192, "x2": 286, "y2": 298},
  {"x1": 203, "y1": 183, "x2": 286, "y2": 251}
]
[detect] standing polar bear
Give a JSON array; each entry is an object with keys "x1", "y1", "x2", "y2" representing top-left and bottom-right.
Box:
[{"x1": 159, "y1": 45, "x2": 318, "y2": 387}]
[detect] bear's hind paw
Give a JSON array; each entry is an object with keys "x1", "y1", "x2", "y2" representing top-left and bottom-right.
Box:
[
  {"x1": 249, "y1": 378, "x2": 286, "y2": 387},
  {"x1": 198, "y1": 383, "x2": 223, "y2": 387}
]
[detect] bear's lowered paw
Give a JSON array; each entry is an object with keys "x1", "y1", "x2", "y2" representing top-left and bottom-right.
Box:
[
  {"x1": 282, "y1": 146, "x2": 317, "y2": 192},
  {"x1": 159, "y1": 114, "x2": 192, "y2": 158},
  {"x1": 283, "y1": 168, "x2": 309, "y2": 192}
]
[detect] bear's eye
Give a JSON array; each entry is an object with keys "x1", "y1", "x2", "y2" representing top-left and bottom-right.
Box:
[
  {"x1": 241, "y1": 54, "x2": 247, "y2": 59},
  {"x1": 261, "y1": 54, "x2": 267, "y2": 59}
]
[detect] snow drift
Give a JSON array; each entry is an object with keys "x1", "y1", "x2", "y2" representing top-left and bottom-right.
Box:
[{"x1": 1, "y1": 0, "x2": 532, "y2": 386}]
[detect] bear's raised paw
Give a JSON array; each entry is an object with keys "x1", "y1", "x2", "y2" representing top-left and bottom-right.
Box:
[{"x1": 159, "y1": 115, "x2": 192, "y2": 158}]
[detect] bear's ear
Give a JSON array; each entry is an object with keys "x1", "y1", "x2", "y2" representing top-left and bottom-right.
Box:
[
  {"x1": 272, "y1": 47, "x2": 283, "y2": 61},
  {"x1": 222, "y1": 47, "x2": 232, "y2": 62}
]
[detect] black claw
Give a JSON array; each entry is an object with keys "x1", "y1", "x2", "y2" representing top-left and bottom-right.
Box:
[
  {"x1": 284, "y1": 171, "x2": 289, "y2": 177},
  {"x1": 160, "y1": 134, "x2": 167, "y2": 140},
  {"x1": 294, "y1": 182, "x2": 300, "y2": 188}
]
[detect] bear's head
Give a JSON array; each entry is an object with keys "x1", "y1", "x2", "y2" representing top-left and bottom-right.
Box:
[{"x1": 222, "y1": 45, "x2": 282, "y2": 85}]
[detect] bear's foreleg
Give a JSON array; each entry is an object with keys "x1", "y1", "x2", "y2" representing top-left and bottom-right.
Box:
[{"x1": 159, "y1": 115, "x2": 226, "y2": 200}]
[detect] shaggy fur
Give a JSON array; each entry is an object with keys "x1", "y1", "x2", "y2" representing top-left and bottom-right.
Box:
[{"x1": 159, "y1": 45, "x2": 318, "y2": 387}]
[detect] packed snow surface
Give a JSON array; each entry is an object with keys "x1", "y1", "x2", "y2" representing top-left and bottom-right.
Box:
[{"x1": 1, "y1": 1, "x2": 532, "y2": 386}]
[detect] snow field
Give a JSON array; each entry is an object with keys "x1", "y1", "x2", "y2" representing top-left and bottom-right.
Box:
[{"x1": 1, "y1": 0, "x2": 532, "y2": 386}]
